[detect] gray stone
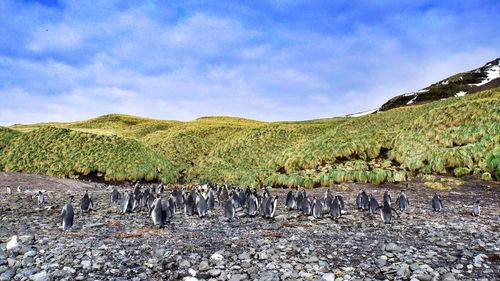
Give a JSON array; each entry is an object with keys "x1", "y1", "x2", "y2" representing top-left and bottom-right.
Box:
[
  {"x1": 238, "y1": 252, "x2": 250, "y2": 260},
  {"x1": 229, "y1": 273, "x2": 248, "y2": 281},
  {"x1": 385, "y1": 243, "x2": 400, "y2": 252},
  {"x1": 208, "y1": 269, "x2": 221, "y2": 277},
  {"x1": 322, "y1": 273, "x2": 335, "y2": 281},
  {"x1": 442, "y1": 273, "x2": 456, "y2": 281},
  {"x1": 30, "y1": 270, "x2": 51, "y2": 281},
  {"x1": 81, "y1": 260, "x2": 91, "y2": 270},
  {"x1": 198, "y1": 261, "x2": 209, "y2": 272},
  {"x1": 397, "y1": 263, "x2": 410, "y2": 278},
  {"x1": 375, "y1": 259, "x2": 386, "y2": 267}
]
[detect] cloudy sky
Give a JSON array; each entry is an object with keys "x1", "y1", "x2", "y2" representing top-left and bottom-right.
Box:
[{"x1": 1, "y1": 0, "x2": 499, "y2": 125}]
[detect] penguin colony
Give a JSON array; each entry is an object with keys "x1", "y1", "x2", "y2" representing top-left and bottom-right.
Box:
[{"x1": 53, "y1": 182, "x2": 480, "y2": 231}]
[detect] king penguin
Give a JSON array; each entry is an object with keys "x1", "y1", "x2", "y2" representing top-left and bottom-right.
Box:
[
  {"x1": 224, "y1": 198, "x2": 235, "y2": 221},
  {"x1": 111, "y1": 187, "x2": 120, "y2": 204},
  {"x1": 196, "y1": 193, "x2": 208, "y2": 218},
  {"x1": 368, "y1": 194, "x2": 379, "y2": 214},
  {"x1": 38, "y1": 191, "x2": 45, "y2": 205},
  {"x1": 61, "y1": 195, "x2": 75, "y2": 231},
  {"x1": 312, "y1": 196, "x2": 323, "y2": 219},
  {"x1": 247, "y1": 191, "x2": 259, "y2": 217},
  {"x1": 286, "y1": 190, "x2": 296, "y2": 210},
  {"x1": 80, "y1": 191, "x2": 94, "y2": 213},
  {"x1": 396, "y1": 190, "x2": 410, "y2": 211},
  {"x1": 431, "y1": 192, "x2": 443, "y2": 212},
  {"x1": 151, "y1": 195, "x2": 163, "y2": 226},
  {"x1": 378, "y1": 200, "x2": 398, "y2": 224},
  {"x1": 329, "y1": 196, "x2": 342, "y2": 220},
  {"x1": 471, "y1": 200, "x2": 481, "y2": 216}
]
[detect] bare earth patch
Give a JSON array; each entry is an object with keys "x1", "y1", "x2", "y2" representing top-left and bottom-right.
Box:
[{"x1": 0, "y1": 172, "x2": 498, "y2": 280}]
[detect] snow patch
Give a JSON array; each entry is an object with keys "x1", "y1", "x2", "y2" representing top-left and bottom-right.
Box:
[
  {"x1": 407, "y1": 95, "x2": 418, "y2": 105},
  {"x1": 470, "y1": 65, "x2": 500, "y2": 86},
  {"x1": 440, "y1": 80, "x2": 449, "y2": 85},
  {"x1": 347, "y1": 109, "x2": 378, "y2": 117},
  {"x1": 455, "y1": 91, "x2": 467, "y2": 97},
  {"x1": 403, "y1": 89, "x2": 428, "y2": 97}
]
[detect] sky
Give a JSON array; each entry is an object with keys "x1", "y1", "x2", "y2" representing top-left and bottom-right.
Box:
[{"x1": 0, "y1": 0, "x2": 499, "y2": 125}]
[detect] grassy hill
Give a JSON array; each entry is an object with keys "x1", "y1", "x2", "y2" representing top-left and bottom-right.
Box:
[{"x1": 1, "y1": 88, "x2": 499, "y2": 186}]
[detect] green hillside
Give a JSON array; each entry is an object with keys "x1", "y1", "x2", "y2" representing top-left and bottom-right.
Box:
[{"x1": 1, "y1": 88, "x2": 499, "y2": 186}]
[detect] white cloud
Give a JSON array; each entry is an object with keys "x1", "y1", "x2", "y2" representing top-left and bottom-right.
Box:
[{"x1": 1, "y1": 2, "x2": 499, "y2": 126}]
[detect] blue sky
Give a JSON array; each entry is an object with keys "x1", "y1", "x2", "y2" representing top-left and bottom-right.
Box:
[{"x1": 0, "y1": 0, "x2": 499, "y2": 124}]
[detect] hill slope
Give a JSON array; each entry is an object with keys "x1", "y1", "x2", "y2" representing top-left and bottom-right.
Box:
[
  {"x1": 379, "y1": 58, "x2": 500, "y2": 111},
  {"x1": 1, "y1": 79, "x2": 499, "y2": 187}
]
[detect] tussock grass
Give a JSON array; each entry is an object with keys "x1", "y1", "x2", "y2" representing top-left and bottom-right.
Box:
[{"x1": 1, "y1": 88, "x2": 499, "y2": 186}]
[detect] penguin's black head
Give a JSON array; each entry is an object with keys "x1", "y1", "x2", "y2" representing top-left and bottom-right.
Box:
[
  {"x1": 69, "y1": 195, "x2": 74, "y2": 201},
  {"x1": 476, "y1": 200, "x2": 480, "y2": 204}
]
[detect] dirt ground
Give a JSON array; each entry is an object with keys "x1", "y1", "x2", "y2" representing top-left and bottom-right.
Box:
[{"x1": 0, "y1": 172, "x2": 498, "y2": 281}]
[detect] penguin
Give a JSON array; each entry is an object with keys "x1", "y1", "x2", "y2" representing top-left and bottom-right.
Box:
[
  {"x1": 206, "y1": 188, "x2": 215, "y2": 210},
  {"x1": 120, "y1": 192, "x2": 134, "y2": 214},
  {"x1": 247, "y1": 192, "x2": 259, "y2": 217},
  {"x1": 312, "y1": 197, "x2": 323, "y2": 219},
  {"x1": 335, "y1": 195, "x2": 345, "y2": 210},
  {"x1": 395, "y1": 190, "x2": 410, "y2": 211},
  {"x1": 133, "y1": 184, "x2": 141, "y2": 197},
  {"x1": 159, "y1": 184, "x2": 165, "y2": 194},
  {"x1": 286, "y1": 190, "x2": 296, "y2": 210},
  {"x1": 238, "y1": 188, "x2": 247, "y2": 207},
  {"x1": 329, "y1": 196, "x2": 342, "y2": 220},
  {"x1": 471, "y1": 200, "x2": 481, "y2": 216},
  {"x1": 431, "y1": 193, "x2": 443, "y2": 212},
  {"x1": 146, "y1": 192, "x2": 156, "y2": 212},
  {"x1": 80, "y1": 191, "x2": 94, "y2": 213},
  {"x1": 378, "y1": 201, "x2": 398, "y2": 224},
  {"x1": 6, "y1": 186, "x2": 11, "y2": 194},
  {"x1": 132, "y1": 192, "x2": 142, "y2": 212},
  {"x1": 263, "y1": 195, "x2": 278, "y2": 219},
  {"x1": 175, "y1": 188, "x2": 185, "y2": 209},
  {"x1": 142, "y1": 188, "x2": 150, "y2": 207},
  {"x1": 184, "y1": 192, "x2": 195, "y2": 216},
  {"x1": 111, "y1": 187, "x2": 120, "y2": 204},
  {"x1": 232, "y1": 191, "x2": 242, "y2": 209},
  {"x1": 161, "y1": 197, "x2": 172, "y2": 224},
  {"x1": 219, "y1": 186, "x2": 229, "y2": 206},
  {"x1": 301, "y1": 196, "x2": 312, "y2": 216},
  {"x1": 361, "y1": 190, "x2": 369, "y2": 210},
  {"x1": 38, "y1": 191, "x2": 45, "y2": 205},
  {"x1": 61, "y1": 195, "x2": 74, "y2": 231},
  {"x1": 260, "y1": 192, "x2": 270, "y2": 217},
  {"x1": 190, "y1": 186, "x2": 197, "y2": 201},
  {"x1": 356, "y1": 190, "x2": 364, "y2": 209},
  {"x1": 383, "y1": 189, "x2": 392, "y2": 205},
  {"x1": 324, "y1": 189, "x2": 334, "y2": 211},
  {"x1": 295, "y1": 189, "x2": 304, "y2": 211},
  {"x1": 17, "y1": 186, "x2": 22, "y2": 193},
  {"x1": 168, "y1": 193, "x2": 176, "y2": 215},
  {"x1": 196, "y1": 193, "x2": 208, "y2": 218},
  {"x1": 224, "y1": 198, "x2": 235, "y2": 221},
  {"x1": 150, "y1": 196, "x2": 163, "y2": 226},
  {"x1": 368, "y1": 194, "x2": 379, "y2": 214}
]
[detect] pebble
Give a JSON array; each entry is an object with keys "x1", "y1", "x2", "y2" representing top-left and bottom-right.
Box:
[
  {"x1": 385, "y1": 243, "x2": 400, "y2": 252},
  {"x1": 322, "y1": 272, "x2": 335, "y2": 281},
  {"x1": 29, "y1": 270, "x2": 51, "y2": 281}
]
